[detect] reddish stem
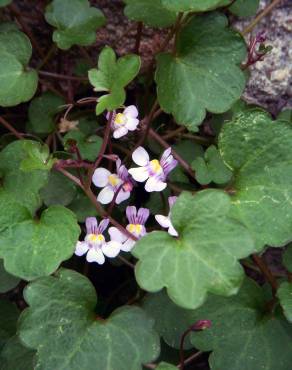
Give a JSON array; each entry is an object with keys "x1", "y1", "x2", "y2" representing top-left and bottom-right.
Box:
[{"x1": 0, "y1": 117, "x2": 23, "y2": 140}]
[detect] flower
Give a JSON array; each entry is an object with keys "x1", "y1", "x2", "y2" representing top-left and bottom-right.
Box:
[
  {"x1": 128, "y1": 146, "x2": 178, "y2": 192},
  {"x1": 75, "y1": 217, "x2": 122, "y2": 264},
  {"x1": 92, "y1": 158, "x2": 134, "y2": 204},
  {"x1": 109, "y1": 206, "x2": 150, "y2": 251},
  {"x1": 155, "y1": 196, "x2": 178, "y2": 236},
  {"x1": 108, "y1": 105, "x2": 139, "y2": 139}
]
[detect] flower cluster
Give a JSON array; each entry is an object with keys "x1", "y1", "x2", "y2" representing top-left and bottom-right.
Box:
[{"x1": 75, "y1": 106, "x2": 179, "y2": 264}]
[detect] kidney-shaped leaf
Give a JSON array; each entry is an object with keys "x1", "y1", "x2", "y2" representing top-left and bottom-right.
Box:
[
  {"x1": 0, "y1": 259, "x2": 20, "y2": 293},
  {"x1": 89, "y1": 46, "x2": 141, "y2": 115},
  {"x1": 45, "y1": 0, "x2": 106, "y2": 50},
  {"x1": 229, "y1": 0, "x2": 260, "y2": 17},
  {"x1": 124, "y1": 0, "x2": 177, "y2": 28},
  {"x1": 0, "y1": 206, "x2": 80, "y2": 280},
  {"x1": 219, "y1": 110, "x2": 292, "y2": 250},
  {"x1": 19, "y1": 268, "x2": 160, "y2": 370},
  {"x1": 0, "y1": 30, "x2": 38, "y2": 107},
  {"x1": 162, "y1": 0, "x2": 232, "y2": 12},
  {"x1": 155, "y1": 13, "x2": 246, "y2": 131},
  {"x1": 133, "y1": 190, "x2": 255, "y2": 309},
  {"x1": 156, "y1": 363, "x2": 177, "y2": 370},
  {"x1": 191, "y1": 278, "x2": 292, "y2": 370}
]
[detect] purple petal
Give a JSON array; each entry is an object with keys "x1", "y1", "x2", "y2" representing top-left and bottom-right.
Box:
[
  {"x1": 163, "y1": 158, "x2": 178, "y2": 177},
  {"x1": 168, "y1": 196, "x2": 177, "y2": 209},
  {"x1": 126, "y1": 206, "x2": 137, "y2": 224},
  {"x1": 137, "y1": 207, "x2": 150, "y2": 225},
  {"x1": 98, "y1": 218, "x2": 110, "y2": 233},
  {"x1": 160, "y1": 147, "x2": 172, "y2": 166},
  {"x1": 85, "y1": 217, "x2": 98, "y2": 235},
  {"x1": 115, "y1": 158, "x2": 122, "y2": 171}
]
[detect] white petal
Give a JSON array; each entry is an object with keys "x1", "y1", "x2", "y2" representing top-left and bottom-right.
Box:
[
  {"x1": 116, "y1": 190, "x2": 130, "y2": 204},
  {"x1": 86, "y1": 248, "x2": 105, "y2": 264},
  {"x1": 132, "y1": 146, "x2": 149, "y2": 166},
  {"x1": 145, "y1": 176, "x2": 167, "y2": 192},
  {"x1": 124, "y1": 105, "x2": 138, "y2": 118},
  {"x1": 113, "y1": 126, "x2": 128, "y2": 139},
  {"x1": 108, "y1": 227, "x2": 127, "y2": 243},
  {"x1": 128, "y1": 167, "x2": 149, "y2": 182},
  {"x1": 102, "y1": 241, "x2": 121, "y2": 258},
  {"x1": 75, "y1": 241, "x2": 89, "y2": 256},
  {"x1": 168, "y1": 223, "x2": 178, "y2": 237},
  {"x1": 126, "y1": 118, "x2": 139, "y2": 131},
  {"x1": 92, "y1": 168, "x2": 111, "y2": 187},
  {"x1": 121, "y1": 238, "x2": 136, "y2": 252},
  {"x1": 97, "y1": 186, "x2": 114, "y2": 204},
  {"x1": 155, "y1": 215, "x2": 171, "y2": 228}
]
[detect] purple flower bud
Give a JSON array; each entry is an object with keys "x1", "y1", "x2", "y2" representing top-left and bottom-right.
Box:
[{"x1": 191, "y1": 320, "x2": 212, "y2": 331}]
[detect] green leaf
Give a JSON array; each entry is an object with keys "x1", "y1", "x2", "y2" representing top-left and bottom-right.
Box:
[
  {"x1": 68, "y1": 188, "x2": 98, "y2": 222},
  {"x1": 133, "y1": 190, "x2": 255, "y2": 309},
  {"x1": 27, "y1": 92, "x2": 65, "y2": 135},
  {"x1": 156, "y1": 363, "x2": 177, "y2": 370},
  {"x1": 0, "y1": 206, "x2": 80, "y2": 280},
  {"x1": 88, "y1": 46, "x2": 141, "y2": 115},
  {"x1": 162, "y1": 0, "x2": 232, "y2": 13},
  {"x1": 19, "y1": 268, "x2": 160, "y2": 370},
  {"x1": 155, "y1": 13, "x2": 246, "y2": 131},
  {"x1": 277, "y1": 282, "x2": 292, "y2": 323},
  {"x1": 229, "y1": 0, "x2": 260, "y2": 17},
  {"x1": 143, "y1": 290, "x2": 198, "y2": 349},
  {"x1": 40, "y1": 170, "x2": 77, "y2": 207},
  {"x1": 219, "y1": 110, "x2": 292, "y2": 250},
  {"x1": 0, "y1": 336, "x2": 35, "y2": 370},
  {"x1": 0, "y1": 30, "x2": 38, "y2": 107},
  {"x1": 191, "y1": 278, "x2": 292, "y2": 370},
  {"x1": 0, "y1": 259, "x2": 20, "y2": 293},
  {"x1": 45, "y1": 0, "x2": 106, "y2": 50},
  {"x1": 192, "y1": 145, "x2": 232, "y2": 185},
  {"x1": 283, "y1": 244, "x2": 292, "y2": 272},
  {"x1": 124, "y1": 0, "x2": 177, "y2": 28},
  {"x1": 20, "y1": 141, "x2": 55, "y2": 172},
  {"x1": 0, "y1": 300, "x2": 19, "y2": 351},
  {"x1": 278, "y1": 109, "x2": 292, "y2": 122},
  {"x1": 0, "y1": 0, "x2": 12, "y2": 7},
  {"x1": 78, "y1": 116, "x2": 99, "y2": 135},
  {"x1": 64, "y1": 130, "x2": 102, "y2": 161},
  {"x1": 0, "y1": 140, "x2": 49, "y2": 214}
]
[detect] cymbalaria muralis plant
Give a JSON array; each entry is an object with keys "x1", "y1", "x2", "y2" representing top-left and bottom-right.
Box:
[{"x1": 0, "y1": 0, "x2": 291, "y2": 369}]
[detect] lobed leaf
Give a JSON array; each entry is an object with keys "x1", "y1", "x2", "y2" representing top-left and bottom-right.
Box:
[
  {"x1": 0, "y1": 30, "x2": 38, "y2": 107},
  {"x1": 161, "y1": 0, "x2": 232, "y2": 12},
  {"x1": 19, "y1": 268, "x2": 160, "y2": 370},
  {"x1": 155, "y1": 13, "x2": 246, "y2": 131},
  {"x1": 277, "y1": 282, "x2": 292, "y2": 323},
  {"x1": 0, "y1": 336, "x2": 35, "y2": 370},
  {"x1": 219, "y1": 110, "x2": 292, "y2": 250},
  {"x1": 229, "y1": 0, "x2": 260, "y2": 17},
  {"x1": 88, "y1": 46, "x2": 141, "y2": 115},
  {"x1": 0, "y1": 259, "x2": 20, "y2": 293},
  {"x1": 133, "y1": 190, "x2": 255, "y2": 309},
  {"x1": 191, "y1": 279, "x2": 292, "y2": 370},
  {"x1": 45, "y1": 0, "x2": 106, "y2": 50}
]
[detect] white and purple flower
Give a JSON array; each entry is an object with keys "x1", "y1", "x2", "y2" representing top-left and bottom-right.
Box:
[
  {"x1": 109, "y1": 206, "x2": 150, "y2": 251},
  {"x1": 108, "y1": 105, "x2": 140, "y2": 139},
  {"x1": 75, "y1": 217, "x2": 122, "y2": 264},
  {"x1": 92, "y1": 158, "x2": 134, "y2": 204},
  {"x1": 128, "y1": 146, "x2": 178, "y2": 192},
  {"x1": 155, "y1": 196, "x2": 178, "y2": 237}
]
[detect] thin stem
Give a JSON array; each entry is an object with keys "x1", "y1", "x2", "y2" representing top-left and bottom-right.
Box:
[
  {"x1": 37, "y1": 44, "x2": 56, "y2": 70},
  {"x1": 136, "y1": 100, "x2": 160, "y2": 147},
  {"x1": 118, "y1": 255, "x2": 135, "y2": 269},
  {"x1": 38, "y1": 70, "x2": 88, "y2": 81},
  {"x1": 78, "y1": 46, "x2": 95, "y2": 67},
  {"x1": 179, "y1": 327, "x2": 192, "y2": 370},
  {"x1": 134, "y1": 22, "x2": 143, "y2": 54},
  {"x1": 177, "y1": 351, "x2": 203, "y2": 369},
  {"x1": 86, "y1": 111, "x2": 114, "y2": 189},
  {"x1": 0, "y1": 117, "x2": 23, "y2": 140},
  {"x1": 149, "y1": 128, "x2": 196, "y2": 179},
  {"x1": 242, "y1": 0, "x2": 282, "y2": 36},
  {"x1": 252, "y1": 254, "x2": 278, "y2": 294}
]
